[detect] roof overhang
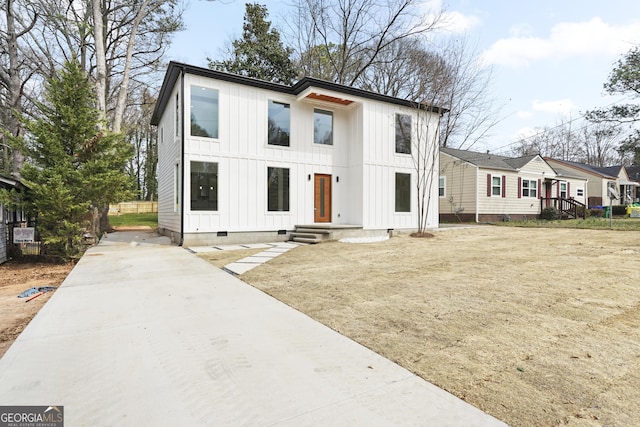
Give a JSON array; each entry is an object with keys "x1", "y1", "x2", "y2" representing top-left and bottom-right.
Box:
[
  {"x1": 296, "y1": 87, "x2": 359, "y2": 109},
  {"x1": 620, "y1": 179, "x2": 640, "y2": 186}
]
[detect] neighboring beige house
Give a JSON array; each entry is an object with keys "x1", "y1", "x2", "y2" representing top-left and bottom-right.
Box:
[
  {"x1": 627, "y1": 165, "x2": 640, "y2": 202},
  {"x1": 440, "y1": 148, "x2": 588, "y2": 222},
  {"x1": 544, "y1": 159, "x2": 639, "y2": 207}
]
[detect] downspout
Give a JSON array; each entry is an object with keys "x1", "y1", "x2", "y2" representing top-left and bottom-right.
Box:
[{"x1": 179, "y1": 66, "x2": 186, "y2": 246}]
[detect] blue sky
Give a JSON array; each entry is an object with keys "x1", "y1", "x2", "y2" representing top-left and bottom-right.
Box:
[{"x1": 167, "y1": 0, "x2": 640, "y2": 153}]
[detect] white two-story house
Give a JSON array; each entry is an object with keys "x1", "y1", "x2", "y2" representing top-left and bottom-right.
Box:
[{"x1": 151, "y1": 62, "x2": 442, "y2": 246}]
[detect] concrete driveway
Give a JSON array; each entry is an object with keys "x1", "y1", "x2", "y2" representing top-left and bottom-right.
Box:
[{"x1": 0, "y1": 231, "x2": 506, "y2": 426}]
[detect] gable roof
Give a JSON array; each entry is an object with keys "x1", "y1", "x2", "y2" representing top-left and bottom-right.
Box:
[
  {"x1": 440, "y1": 147, "x2": 540, "y2": 172},
  {"x1": 544, "y1": 158, "x2": 620, "y2": 179},
  {"x1": 626, "y1": 165, "x2": 640, "y2": 182},
  {"x1": 151, "y1": 61, "x2": 445, "y2": 125}
]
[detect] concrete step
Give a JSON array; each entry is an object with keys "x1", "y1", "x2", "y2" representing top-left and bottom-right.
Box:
[
  {"x1": 294, "y1": 228, "x2": 331, "y2": 235},
  {"x1": 290, "y1": 232, "x2": 323, "y2": 240},
  {"x1": 292, "y1": 237, "x2": 321, "y2": 244}
]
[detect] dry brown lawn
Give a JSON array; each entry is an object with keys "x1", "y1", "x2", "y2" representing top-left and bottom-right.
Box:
[{"x1": 228, "y1": 226, "x2": 640, "y2": 427}]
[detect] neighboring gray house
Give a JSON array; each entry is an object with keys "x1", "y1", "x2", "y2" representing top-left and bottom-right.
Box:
[{"x1": 1, "y1": 175, "x2": 24, "y2": 264}]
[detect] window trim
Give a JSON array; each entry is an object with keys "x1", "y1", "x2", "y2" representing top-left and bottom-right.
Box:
[
  {"x1": 395, "y1": 113, "x2": 412, "y2": 155},
  {"x1": 439, "y1": 176, "x2": 446, "y2": 198},
  {"x1": 521, "y1": 179, "x2": 538, "y2": 198},
  {"x1": 267, "y1": 167, "x2": 290, "y2": 212},
  {"x1": 267, "y1": 100, "x2": 291, "y2": 147},
  {"x1": 189, "y1": 85, "x2": 220, "y2": 139},
  {"x1": 395, "y1": 172, "x2": 411, "y2": 213},
  {"x1": 313, "y1": 108, "x2": 333, "y2": 145},
  {"x1": 491, "y1": 175, "x2": 502, "y2": 197},
  {"x1": 576, "y1": 188, "x2": 584, "y2": 197}
]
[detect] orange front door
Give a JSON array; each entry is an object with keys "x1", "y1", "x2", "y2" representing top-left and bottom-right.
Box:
[{"x1": 314, "y1": 174, "x2": 332, "y2": 223}]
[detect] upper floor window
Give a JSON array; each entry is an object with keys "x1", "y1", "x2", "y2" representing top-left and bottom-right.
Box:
[
  {"x1": 522, "y1": 179, "x2": 538, "y2": 198},
  {"x1": 439, "y1": 176, "x2": 446, "y2": 197},
  {"x1": 395, "y1": 113, "x2": 411, "y2": 154},
  {"x1": 175, "y1": 92, "x2": 179, "y2": 137},
  {"x1": 314, "y1": 109, "x2": 333, "y2": 145},
  {"x1": 268, "y1": 100, "x2": 290, "y2": 146},
  {"x1": 190, "y1": 86, "x2": 219, "y2": 138}
]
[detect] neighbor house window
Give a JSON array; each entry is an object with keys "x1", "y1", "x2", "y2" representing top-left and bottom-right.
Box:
[
  {"x1": 576, "y1": 188, "x2": 584, "y2": 197},
  {"x1": 395, "y1": 114, "x2": 411, "y2": 154},
  {"x1": 190, "y1": 161, "x2": 218, "y2": 211},
  {"x1": 268, "y1": 100, "x2": 290, "y2": 146},
  {"x1": 522, "y1": 179, "x2": 538, "y2": 198},
  {"x1": 190, "y1": 85, "x2": 219, "y2": 138},
  {"x1": 439, "y1": 176, "x2": 446, "y2": 197},
  {"x1": 395, "y1": 173, "x2": 411, "y2": 212},
  {"x1": 314, "y1": 109, "x2": 333, "y2": 145},
  {"x1": 492, "y1": 176, "x2": 502, "y2": 196},
  {"x1": 560, "y1": 182, "x2": 567, "y2": 199},
  {"x1": 267, "y1": 167, "x2": 289, "y2": 211}
]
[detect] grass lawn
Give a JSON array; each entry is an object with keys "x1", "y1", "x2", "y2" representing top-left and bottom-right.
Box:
[
  {"x1": 496, "y1": 216, "x2": 640, "y2": 231},
  {"x1": 108, "y1": 212, "x2": 158, "y2": 228},
  {"x1": 225, "y1": 226, "x2": 640, "y2": 427}
]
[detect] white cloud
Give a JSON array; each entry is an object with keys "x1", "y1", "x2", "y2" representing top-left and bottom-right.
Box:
[
  {"x1": 517, "y1": 110, "x2": 533, "y2": 119},
  {"x1": 420, "y1": 0, "x2": 480, "y2": 34},
  {"x1": 513, "y1": 126, "x2": 541, "y2": 140},
  {"x1": 482, "y1": 17, "x2": 640, "y2": 67},
  {"x1": 532, "y1": 98, "x2": 577, "y2": 115}
]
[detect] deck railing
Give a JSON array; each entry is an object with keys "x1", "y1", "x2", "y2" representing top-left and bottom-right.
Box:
[{"x1": 540, "y1": 198, "x2": 587, "y2": 219}]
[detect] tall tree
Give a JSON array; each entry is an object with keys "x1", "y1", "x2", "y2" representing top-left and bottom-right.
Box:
[
  {"x1": 20, "y1": 59, "x2": 133, "y2": 258},
  {"x1": 586, "y1": 45, "x2": 640, "y2": 163},
  {"x1": 211, "y1": 3, "x2": 296, "y2": 85},
  {"x1": 290, "y1": 0, "x2": 443, "y2": 86}
]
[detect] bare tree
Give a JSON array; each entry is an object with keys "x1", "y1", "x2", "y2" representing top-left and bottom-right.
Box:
[{"x1": 289, "y1": 0, "x2": 443, "y2": 86}]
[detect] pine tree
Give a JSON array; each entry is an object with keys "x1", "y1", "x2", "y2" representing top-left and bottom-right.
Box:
[
  {"x1": 20, "y1": 60, "x2": 133, "y2": 258},
  {"x1": 210, "y1": 3, "x2": 297, "y2": 85}
]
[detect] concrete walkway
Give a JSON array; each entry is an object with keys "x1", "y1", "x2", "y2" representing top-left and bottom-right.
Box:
[{"x1": 0, "y1": 231, "x2": 507, "y2": 426}]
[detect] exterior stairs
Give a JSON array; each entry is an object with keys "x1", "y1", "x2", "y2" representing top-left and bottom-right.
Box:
[{"x1": 289, "y1": 227, "x2": 331, "y2": 244}]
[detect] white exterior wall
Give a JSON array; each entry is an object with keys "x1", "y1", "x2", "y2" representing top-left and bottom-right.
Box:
[
  {"x1": 156, "y1": 68, "x2": 441, "y2": 242},
  {"x1": 157, "y1": 80, "x2": 182, "y2": 237}
]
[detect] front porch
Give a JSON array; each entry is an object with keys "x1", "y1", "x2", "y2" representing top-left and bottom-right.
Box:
[{"x1": 540, "y1": 197, "x2": 587, "y2": 219}]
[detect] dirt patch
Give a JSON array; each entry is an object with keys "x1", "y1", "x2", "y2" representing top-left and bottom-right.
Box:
[
  {"x1": 236, "y1": 227, "x2": 640, "y2": 427},
  {"x1": 0, "y1": 261, "x2": 74, "y2": 358},
  {"x1": 196, "y1": 248, "x2": 264, "y2": 269}
]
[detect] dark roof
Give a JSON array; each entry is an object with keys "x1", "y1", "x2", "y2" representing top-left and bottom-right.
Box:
[
  {"x1": 151, "y1": 61, "x2": 445, "y2": 125},
  {"x1": 626, "y1": 165, "x2": 640, "y2": 182},
  {"x1": 544, "y1": 158, "x2": 619, "y2": 179},
  {"x1": 440, "y1": 147, "x2": 539, "y2": 171},
  {"x1": 0, "y1": 175, "x2": 25, "y2": 190}
]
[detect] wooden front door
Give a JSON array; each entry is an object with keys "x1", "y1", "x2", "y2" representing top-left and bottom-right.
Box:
[{"x1": 314, "y1": 174, "x2": 332, "y2": 223}]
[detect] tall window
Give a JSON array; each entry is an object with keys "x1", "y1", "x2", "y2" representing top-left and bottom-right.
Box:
[
  {"x1": 314, "y1": 109, "x2": 333, "y2": 145},
  {"x1": 439, "y1": 176, "x2": 446, "y2": 197},
  {"x1": 267, "y1": 167, "x2": 290, "y2": 211},
  {"x1": 492, "y1": 176, "x2": 502, "y2": 196},
  {"x1": 395, "y1": 114, "x2": 411, "y2": 154},
  {"x1": 190, "y1": 162, "x2": 218, "y2": 211},
  {"x1": 174, "y1": 163, "x2": 180, "y2": 212},
  {"x1": 522, "y1": 179, "x2": 537, "y2": 198},
  {"x1": 268, "y1": 100, "x2": 290, "y2": 146},
  {"x1": 395, "y1": 173, "x2": 411, "y2": 212},
  {"x1": 175, "y1": 92, "x2": 179, "y2": 136},
  {"x1": 190, "y1": 86, "x2": 219, "y2": 138}
]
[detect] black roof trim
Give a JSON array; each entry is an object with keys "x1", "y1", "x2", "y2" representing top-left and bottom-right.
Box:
[{"x1": 151, "y1": 61, "x2": 445, "y2": 125}]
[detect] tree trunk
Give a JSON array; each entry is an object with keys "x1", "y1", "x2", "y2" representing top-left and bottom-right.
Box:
[{"x1": 92, "y1": 0, "x2": 107, "y2": 123}]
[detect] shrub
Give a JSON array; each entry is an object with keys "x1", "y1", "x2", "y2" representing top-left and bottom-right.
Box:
[
  {"x1": 612, "y1": 205, "x2": 627, "y2": 216},
  {"x1": 540, "y1": 206, "x2": 560, "y2": 220},
  {"x1": 589, "y1": 208, "x2": 604, "y2": 218}
]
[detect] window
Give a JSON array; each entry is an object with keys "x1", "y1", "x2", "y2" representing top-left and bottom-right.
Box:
[
  {"x1": 577, "y1": 188, "x2": 584, "y2": 197},
  {"x1": 492, "y1": 176, "x2": 502, "y2": 196},
  {"x1": 395, "y1": 173, "x2": 411, "y2": 212},
  {"x1": 439, "y1": 176, "x2": 446, "y2": 197},
  {"x1": 522, "y1": 179, "x2": 538, "y2": 198},
  {"x1": 190, "y1": 161, "x2": 218, "y2": 211},
  {"x1": 560, "y1": 182, "x2": 567, "y2": 199},
  {"x1": 174, "y1": 163, "x2": 180, "y2": 211},
  {"x1": 395, "y1": 114, "x2": 411, "y2": 154},
  {"x1": 190, "y1": 86, "x2": 219, "y2": 138},
  {"x1": 175, "y1": 92, "x2": 180, "y2": 137},
  {"x1": 268, "y1": 100, "x2": 290, "y2": 146},
  {"x1": 267, "y1": 167, "x2": 289, "y2": 211},
  {"x1": 314, "y1": 109, "x2": 333, "y2": 145}
]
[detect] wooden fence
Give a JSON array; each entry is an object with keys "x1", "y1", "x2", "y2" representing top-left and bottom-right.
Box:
[{"x1": 109, "y1": 201, "x2": 158, "y2": 215}]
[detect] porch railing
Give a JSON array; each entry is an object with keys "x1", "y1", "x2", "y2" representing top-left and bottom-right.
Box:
[{"x1": 540, "y1": 198, "x2": 587, "y2": 219}]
